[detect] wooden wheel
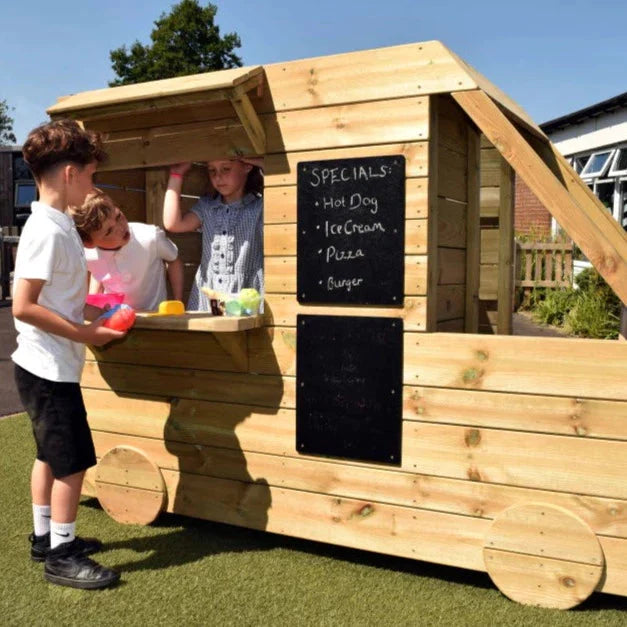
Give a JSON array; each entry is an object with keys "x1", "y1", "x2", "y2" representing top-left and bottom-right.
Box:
[
  {"x1": 95, "y1": 446, "x2": 166, "y2": 525},
  {"x1": 483, "y1": 502, "x2": 604, "y2": 609}
]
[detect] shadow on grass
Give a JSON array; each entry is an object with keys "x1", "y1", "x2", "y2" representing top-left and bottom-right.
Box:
[
  {"x1": 81, "y1": 499, "x2": 281, "y2": 574},
  {"x1": 82, "y1": 497, "x2": 627, "y2": 611}
]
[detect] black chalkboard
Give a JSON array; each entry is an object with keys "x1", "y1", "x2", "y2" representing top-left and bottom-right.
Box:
[
  {"x1": 297, "y1": 155, "x2": 405, "y2": 305},
  {"x1": 296, "y1": 314, "x2": 403, "y2": 465}
]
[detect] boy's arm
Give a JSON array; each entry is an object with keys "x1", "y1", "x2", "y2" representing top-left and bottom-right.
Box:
[
  {"x1": 166, "y1": 258, "x2": 184, "y2": 302},
  {"x1": 163, "y1": 163, "x2": 202, "y2": 233},
  {"x1": 83, "y1": 303, "x2": 104, "y2": 322},
  {"x1": 13, "y1": 278, "x2": 125, "y2": 347}
]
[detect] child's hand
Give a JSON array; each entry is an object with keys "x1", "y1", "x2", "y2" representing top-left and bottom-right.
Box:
[
  {"x1": 83, "y1": 319, "x2": 127, "y2": 346},
  {"x1": 169, "y1": 162, "x2": 192, "y2": 177}
]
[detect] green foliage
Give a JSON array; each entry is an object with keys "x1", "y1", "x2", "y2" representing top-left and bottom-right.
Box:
[
  {"x1": 0, "y1": 99, "x2": 17, "y2": 145},
  {"x1": 528, "y1": 268, "x2": 621, "y2": 339},
  {"x1": 109, "y1": 1, "x2": 242, "y2": 86},
  {"x1": 531, "y1": 288, "x2": 576, "y2": 327}
]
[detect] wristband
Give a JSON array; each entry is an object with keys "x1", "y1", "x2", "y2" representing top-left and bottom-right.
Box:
[{"x1": 169, "y1": 172, "x2": 183, "y2": 179}]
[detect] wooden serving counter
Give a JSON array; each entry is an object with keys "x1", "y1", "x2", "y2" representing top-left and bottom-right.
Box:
[{"x1": 133, "y1": 312, "x2": 264, "y2": 333}]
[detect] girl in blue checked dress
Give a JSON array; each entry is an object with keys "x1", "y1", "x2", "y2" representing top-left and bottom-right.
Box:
[{"x1": 163, "y1": 159, "x2": 263, "y2": 311}]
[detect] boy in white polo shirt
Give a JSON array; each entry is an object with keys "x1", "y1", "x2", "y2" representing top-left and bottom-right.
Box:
[
  {"x1": 71, "y1": 190, "x2": 183, "y2": 310},
  {"x1": 12, "y1": 119, "x2": 126, "y2": 590}
]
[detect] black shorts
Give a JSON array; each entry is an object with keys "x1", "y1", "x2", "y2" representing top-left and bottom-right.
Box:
[{"x1": 14, "y1": 364, "x2": 97, "y2": 479}]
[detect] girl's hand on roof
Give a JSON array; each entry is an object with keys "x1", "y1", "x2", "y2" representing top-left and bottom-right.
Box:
[
  {"x1": 239, "y1": 157, "x2": 264, "y2": 170},
  {"x1": 169, "y1": 162, "x2": 192, "y2": 177}
]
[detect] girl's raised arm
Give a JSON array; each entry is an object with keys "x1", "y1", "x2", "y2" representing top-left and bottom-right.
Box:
[{"x1": 163, "y1": 163, "x2": 202, "y2": 233}]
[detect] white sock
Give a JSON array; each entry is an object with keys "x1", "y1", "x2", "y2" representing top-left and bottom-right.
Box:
[
  {"x1": 32, "y1": 504, "x2": 51, "y2": 537},
  {"x1": 50, "y1": 520, "x2": 76, "y2": 549}
]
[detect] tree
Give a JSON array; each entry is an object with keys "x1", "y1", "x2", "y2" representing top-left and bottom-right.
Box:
[
  {"x1": 109, "y1": 1, "x2": 242, "y2": 86},
  {"x1": 0, "y1": 99, "x2": 17, "y2": 146}
]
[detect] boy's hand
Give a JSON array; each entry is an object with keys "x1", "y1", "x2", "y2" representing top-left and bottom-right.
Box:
[
  {"x1": 82, "y1": 318, "x2": 127, "y2": 346},
  {"x1": 169, "y1": 162, "x2": 192, "y2": 177},
  {"x1": 84, "y1": 303, "x2": 106, "y2": 322}
]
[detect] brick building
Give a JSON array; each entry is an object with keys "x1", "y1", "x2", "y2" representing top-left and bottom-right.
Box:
[{"x1": 515, "y1": 92, "x2": 627, "y2": 238}]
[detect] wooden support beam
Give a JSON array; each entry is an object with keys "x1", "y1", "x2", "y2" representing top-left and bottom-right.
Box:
[
  {"x1": 426, "y1": 97, "x2": 439, "y2": 331},
  {"x1": 230, "y1": 91, "x2": 266, "y2": 155},
  {"x1": 145, "y1": 169, "x2": 168, "y2": 227},
  {"x1": 213, "y1": 331, "x2": 249, "y2": 372},
  {"x1": 464, "y1": 125, "x2": 480, "y2": 332},
  {"x1": 453, "y1": 90, "x2": 627, "y2": 305},
  {"x1": 524, "y1": 133, "x2": 627, "y2": 259},
  {"x1": 497, "y1": 158, "x2": 515, "y2": 335}
]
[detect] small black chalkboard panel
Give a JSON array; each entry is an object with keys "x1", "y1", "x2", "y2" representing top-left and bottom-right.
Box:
[
  {"x1": 296, "y1": 314, "x2": 403, "y2": 465},
  {"x1": 297, "y1": 155, "x2": 405, "y2": 305}
]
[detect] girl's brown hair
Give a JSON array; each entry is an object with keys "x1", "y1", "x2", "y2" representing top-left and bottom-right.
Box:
[
  {"x1": 207, "y1": 163, "x2": 264, "y2": 199},
  {"x1": 70, "y1": 189, "x2": 115, "y2": 243},
  {"x1": 244, "y1": 165, "x2": 264, "y2": 196},
  {"x1": 22, "y1": 119, "x2": 107, "y2": 180}
]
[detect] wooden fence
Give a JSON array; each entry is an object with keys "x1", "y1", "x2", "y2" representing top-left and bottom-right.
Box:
[
  {"x1": 0, "y1": 226, "x2": 20, "y2": 300},
  {"x1": 517, "y1": 241, "x2": 573, "y2": 291}
]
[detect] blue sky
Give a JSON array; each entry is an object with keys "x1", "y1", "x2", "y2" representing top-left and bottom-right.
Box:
[{"x1": 1, "y1": 0, "x2": 625, "y2": 144}]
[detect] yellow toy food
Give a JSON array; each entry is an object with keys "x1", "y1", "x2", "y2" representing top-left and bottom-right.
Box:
[{"x1": 158, "y1": 300, "x2": 185, "y2": 315}]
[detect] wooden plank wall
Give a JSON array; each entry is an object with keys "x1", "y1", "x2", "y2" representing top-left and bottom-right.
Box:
[
  {"x1": 83, "y1": 329, "x2": 627, "y2": 596},
  {"x1": 78, "y1": 48, "x2": 627, "y2": 597},
  {"x1": 479, "y1": 141, "x2": 500, "y2": 333},
  {"x1": 431, "y1": 96, "x2": 471, "y2": 332},
  {"x1": 479, "y1": 139, "x2": 514, "y2": 334}
]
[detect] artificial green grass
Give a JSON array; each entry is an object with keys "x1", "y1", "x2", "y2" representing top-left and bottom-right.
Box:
[{"x1": 1, "y1": 414, "x2": 625, "y2": 626}]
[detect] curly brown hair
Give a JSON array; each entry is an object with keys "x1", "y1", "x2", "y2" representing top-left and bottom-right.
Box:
[
  {"x1": 70, "y1": 189, "x2": 116, "y2": 243},
  {"x1": 22, "y1": 119, "x2": 107, "y2": 180}
]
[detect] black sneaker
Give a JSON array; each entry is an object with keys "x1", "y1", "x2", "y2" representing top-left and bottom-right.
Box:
[
  {"x1": 30, "y1": 532, "x2": 103, "y2": 563},
  {"x1": 44, "y1": 540, "x2": 120, "y2": 589}
]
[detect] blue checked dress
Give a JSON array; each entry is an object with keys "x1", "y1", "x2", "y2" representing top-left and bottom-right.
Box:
[{"x1": 187, "y1": 192, "x2": 264, "y2": 311}]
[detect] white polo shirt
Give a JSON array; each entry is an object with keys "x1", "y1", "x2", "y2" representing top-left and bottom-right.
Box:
[
  {"x1": 85, "y1": 222, "x2": 178, "y2": 311},
  {"x1": 12, "y1": 202, "x2": 88, "y2": 382}
]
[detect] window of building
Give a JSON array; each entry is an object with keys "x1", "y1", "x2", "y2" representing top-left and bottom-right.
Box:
[
  {"x1": 594, "y1": 180, "x2": 615, "y2": 211},
  {"x1": 580, "y1": 150, "x2": 614, "y2": 178},
  {"x1": 14, "y1": 180, "x2": 37, "y2": 208},
  {"x1": 609, "y1": 147, "x2": 627, "y2": 176},
  {"x1": 620, "y1": 179, "x2": 627, "y2": 230},
  {"x1": 573, "y1": 155, "x2": 589, "y2": 173}
]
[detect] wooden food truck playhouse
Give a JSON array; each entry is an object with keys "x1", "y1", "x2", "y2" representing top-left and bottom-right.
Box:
[{"x1": 47, "y1": 41, "x2": 627, "y2": 609}]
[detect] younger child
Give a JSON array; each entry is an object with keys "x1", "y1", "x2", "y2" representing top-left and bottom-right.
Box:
[
  {"x1": 163, "y1": 158, "x2": 263, "y2": 311},
  {"x1": 72, "y1": 190, "x2": 183, "y2": 310},
  {"x1": 12, "y1": 119, "x2": 125, "y2": 589}
]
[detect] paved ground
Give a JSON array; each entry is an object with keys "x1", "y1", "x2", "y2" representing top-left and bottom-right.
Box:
[
  {"x1": 512, "y1": 311, "x2": 568, "y2": 337},
  {"x1": 0, "y1": 302, "x2": 21, "y2": 417}
]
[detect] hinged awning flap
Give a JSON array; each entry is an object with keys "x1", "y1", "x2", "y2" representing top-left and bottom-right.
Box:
[{"x1": 47, "y1": 65, "x2": 264, "y2": 117}]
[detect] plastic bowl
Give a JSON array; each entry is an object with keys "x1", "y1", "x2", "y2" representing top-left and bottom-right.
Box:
[{"x1": 86, "y1": 293, "x2": 125, "y2": 307}]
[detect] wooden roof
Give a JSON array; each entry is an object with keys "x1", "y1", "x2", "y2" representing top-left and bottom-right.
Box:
[
  {"x1": 45, "y1": 41, "x2": 625, "y2": 303},
  {"x1": 47, "y1": 66, "x2": 264, "y2": 116}
]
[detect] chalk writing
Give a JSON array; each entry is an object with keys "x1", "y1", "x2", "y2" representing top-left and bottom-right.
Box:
[{"x1": 297, "y1": 156, "x2": 405, "y2": 305}]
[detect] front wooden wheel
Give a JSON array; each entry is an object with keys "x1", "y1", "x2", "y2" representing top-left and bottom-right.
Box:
[
  {"x1": 483, "y1": 502, "x2": 604, "y2": 609},
  {"x1": 95, "y1": 445, "x2": 166, "y2": 525}
]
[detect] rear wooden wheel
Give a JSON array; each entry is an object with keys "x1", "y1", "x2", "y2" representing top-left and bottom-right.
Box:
[
  {"x1": 95, "y1": 446, "x2": 166, "y2": 525},
  {"x1": 483, "y1": 502, "x2": 604, "y2": 609}
]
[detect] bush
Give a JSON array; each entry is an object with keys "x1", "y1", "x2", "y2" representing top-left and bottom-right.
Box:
[
  {"x1": 532, "y1": 288, "x2": 576, "y2": 327},
  {"x1": 527, "y1": 268, "x2": 621, "y2": 339}
]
